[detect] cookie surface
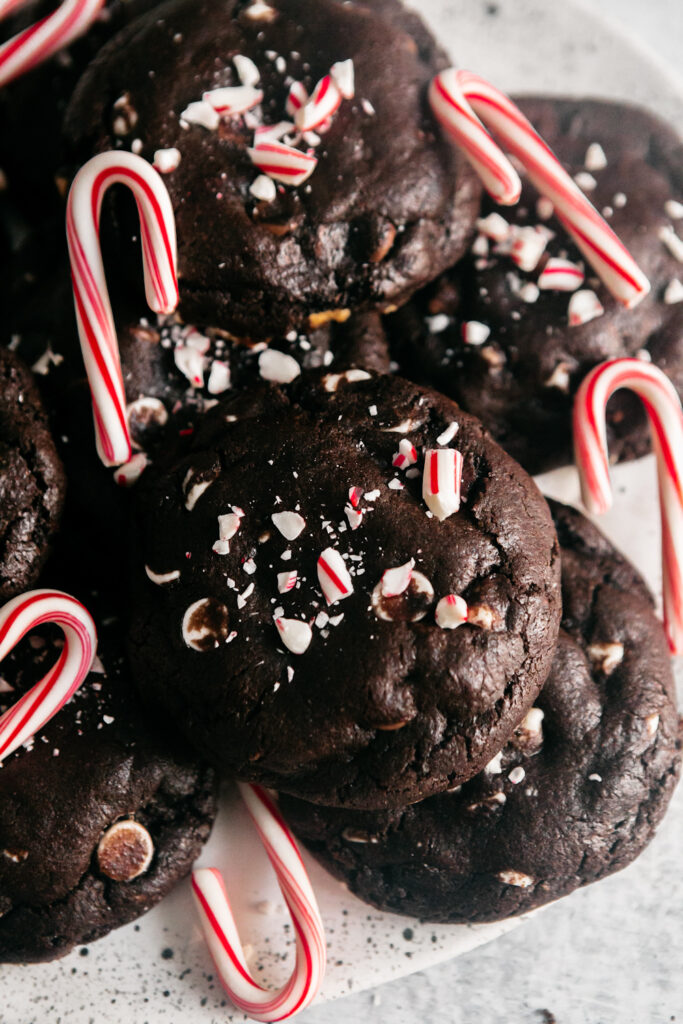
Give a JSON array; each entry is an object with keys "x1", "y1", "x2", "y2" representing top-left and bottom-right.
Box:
[
  {"x1": 65, "y1": 0, "x2": 481, "y2": 339},
  {"x1": 0, "y1": 349, "x2": 66, "y2": 601},
  {"x1": 128, "y1": 372, "x2": 561, "y2": 809},
  {"x1": 280, "y1": 502, "x2": 681, "y2": 922},
  {"x1": 386, "y1": 98, "x2": 683, "y2": 473},
  {"x1": 0, "y1": 611, "x2": 217, "y2": 963}
]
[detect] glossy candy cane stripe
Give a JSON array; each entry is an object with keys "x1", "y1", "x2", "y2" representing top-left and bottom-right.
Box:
[
  {"x1": 0, "y1": 0, "x2": 105, "y2": 87},
  {"x1": 67, "y1": 152, "x2": 178, "y2": 467},
  {"x1": 573, "y1": 359, "x2": 683, "y2": 654},
  {"x1": 429, "y1": 69, "x2": 650, "y2": 308},
  {"x1": 0, "y1": 590, "x2": 97, "y2": 762},
  {"x1": 192, "y1": 784, "x2": 326, "y2": 1022}
]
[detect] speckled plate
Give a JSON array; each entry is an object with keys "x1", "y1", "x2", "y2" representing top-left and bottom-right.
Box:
[{"x1": 2, "y1": 0, "x2": 682, "y2": 1020}]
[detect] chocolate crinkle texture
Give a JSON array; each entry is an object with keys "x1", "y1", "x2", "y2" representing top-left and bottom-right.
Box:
[
  {"x1": 0, "y1": 348, "x2": 66, "y2": 601},
  {"x1": 127, "y1": 373, "x2": 561, "y2": 810},
  {"x1": 0, "y1": 613, "x2": 217, "y2": 964},
  {"x1": 386, "y1": 97, "x2": 683, "y2": 474},
  {"x1": 64, "y1": 0, "x2": 481, "y2": 340},
  {"x1": 280, "y1": 502, "x2": 681, "y2": 923}
]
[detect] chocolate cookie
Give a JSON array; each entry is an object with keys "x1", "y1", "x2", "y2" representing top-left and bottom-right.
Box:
[
  {"x1": 127, "y1": 372, "x2": 561, "y2": 809},
  {"x1": 0, "y1": 348, "x2": 66, "y2": 601},
  {"x1": 0, "y1": 611, "x2": 217, "y2": 963},
  {"x1": 65, "y1": 0, "x2": 481, "y2": 340},
  {"x1": 386, "y1": 98, "x2": 683, "y2": 473},
  {"x1": 280, "y1": 502, "x2": 681, "y2": 923}
]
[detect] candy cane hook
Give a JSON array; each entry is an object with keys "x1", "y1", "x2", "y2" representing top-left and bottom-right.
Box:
[
  {"x1": 0, "y1": 0, "x2": 105, "y2": 88},
  {"x1": 192, "y1": 784, "x2": 326, "y2": 1022},
  {"x1": 429, "y1": 69, "x2": 650, "y2": 309},
  {"x1": 573, "y1": 358, "x2": 683, "y2": 654},
  {"x1": 0, "y1": 590, "x2": 97, "y2": 761},
  {"x1": 66, "y1": 151, "x2": 179, "y2": 467}
]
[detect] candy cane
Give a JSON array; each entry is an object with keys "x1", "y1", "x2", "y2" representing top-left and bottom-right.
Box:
[
  {"x1": 0, "y1": 590, "x2": 97, "y2": 761},
  {"x1": 66, "y1": 151, "x2": 178, "y2": 467},
  {"x1": 192, "y1": 784, "x2": 326, "y2": 1022},
  {"x1": 0, "y1": 0, "x2": 105, "y2": 87},
  {"x1": 573, "y1": 358, "x2": 683, "y2": 654},
  {"x1": 429, "y1": 69, "x2": 650, "y2": 308}
]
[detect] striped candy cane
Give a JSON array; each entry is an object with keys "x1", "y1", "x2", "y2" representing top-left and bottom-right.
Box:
[
  {"x1": 66, "y1": 151, "x2": 179, "y2": 467},
  {"x1": 573, "y1": 358, "x2": 683, "y2": 654},
  {"x1": 0, "y1": 590, "x2": 97, "y2": 761},
  {"x1": 429, "y1": 69, "x2": 650, "y2": 308},
  {"x1": 192, "y1": 784, "x2": 326, "y2": 1022},
  {"x1": 0, "y1": 0, "x2": 105, "y2": 87}
]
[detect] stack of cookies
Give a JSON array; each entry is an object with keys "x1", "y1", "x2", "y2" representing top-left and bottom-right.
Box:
[{"x1": 1, "y1": 0, "x2": 681, "y2": 984}]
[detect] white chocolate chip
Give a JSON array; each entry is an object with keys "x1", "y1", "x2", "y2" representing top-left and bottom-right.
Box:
[
  {"x1": 183, "y1": 469, "x2": 213, "y2": 511},
  {"x1": 182, "y1": 598, "x2": 230, "y2": 651},
  {"x1": 588, "y1": 642, "x2": 624, "y2": 675},
  {"x1": 207, "y1": 360, "x2": 231, "y2": 395},
  {"x1": 425, "y1": 313, "x2": 451, "y2": 334}
]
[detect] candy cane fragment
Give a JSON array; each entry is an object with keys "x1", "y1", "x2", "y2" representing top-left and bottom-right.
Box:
[
  {"x1": 0, "y1": 0, "x2": 105, "y2": 87},
  {"x1": 0, "y1": 590, "x2": 97, "y2": 762},
  {"x1": 422, "y1": 449, "x2": 463, "y2": 521},
  {"x1": 192, "y1": 784, "x2": 326, "y2": 1022},
  {"x1": 317, "y1": 547, "x2": 353, "y2": 605},
  {"x1": 573, "y1": 358, "x2": 683, "y2": 653},
  {"x1": 248, "y1": 141, "x2": 317, "y2": 186},
  {"x1": 66, "y1": 151, "x2": 178, "y2": 468},
  {"x1": 429, "y1": 69, "x2": 650, "y2": 308},
  {"x1": 295, "y1": 74, "x2": 341, "y2": 132}
]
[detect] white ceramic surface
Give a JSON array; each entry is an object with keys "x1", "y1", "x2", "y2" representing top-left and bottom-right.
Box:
[{"x1": 2, "y1": 1, "x2": 682, "y2": 1021}]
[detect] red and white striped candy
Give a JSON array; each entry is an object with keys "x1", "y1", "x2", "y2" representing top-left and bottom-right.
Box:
[
  {"x1": 248, "y1": 141, "x2": 317, "y2": 186},
  {"x1": 435, "y1": 594, "x2": 468, "y2": 629},
  {"x1": 0, "y1": 590, "x2": 97, "y2": 762},
  {"x1": 274, "y1": 617, "x2": 312, "y2": 655},
  {"x1": 537, "y1": 257, "x2": 585, "y2": 292},
  {"x1": 422, "y1": 449, "x2": 463, "y2": 521},
  {"x1": 348, "y1": 486, "x2": 363, "y2": 509},
  {"x1": 295, "y1": 74, "x2": 342, "y2": 132},
  {"x1": 203, "y1": 85, "x2": 264, "y2": 115},
  {"x1": 317, "y1": 547, "x2": 354, "y2": 605},
  {"x1": 66, "y1": 151, "x2": 178, "y2": 468},
  {"x1": 429, "y1": 69, "x2": 650, "y2": 308},
  {"x1": 286, "y1": 81, "x2": 308, "y2": 118},
  {"x1": 573, "y1": 358, "x2": 683, "y2": 654},
  {"x1": 392, "y1": 439, "x2": 418, "y2": 470},
  {"x1": 192, "y1": 783, "x2": 326, "y2": 1022},
  {"x1": 0, "y1": 0, "x2": 105, "y2": 87}
]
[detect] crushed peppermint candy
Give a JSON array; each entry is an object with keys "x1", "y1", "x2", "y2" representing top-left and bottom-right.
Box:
[
  {"x1": 248, "y1": 141, "x2": 317, "y2": 187},
  {"x1": 664, "y1": 278, "x2": 683, "y2": 304},
  {"x1": 658, "y1": 224, "x2": 683, "y2": 262},
  {"x1": 509, "y1": 226, "x2": 548, "y2": 272},
  {"x1": 153, "y1": 148, "x2": 181, "y2": 173},
  {"x1": 213, "y1": 511, "x2": 243, "y2": 554},
  {"x1": 433, "y1": 422, "x2": 461, "y2": 451},
  {"x1": 422, "y1": 449, "x2": 462, "y2": 521},
  {"x1": 296, "y1": 74, "x2": 342, "y2": 132},
  {"x1": 183, "y1": 469, "x2": 214, "y2": 511},
  {"x1": 574, "y1": 170, "x2": 597, "y2": 192},
  {"x1": 274, "y1": 617, "x2": 312, "y2": 654},
  {"x1": 380, "y1": 559, "x2": 415, "y2": 598},
  {"x1": 536, "y1": 196, "x2": 554, "y2": 220},
  {"x1": 476, "y1": 212, "x2": 511, "y2": 242},
  {"x1": 348, "y1": 486, "x2": 363, "y2": 508},
  {"x1": 426, "y1": 313, "x2": 451, "y2": 333},
  {"x1": 330, "y1": 59, "x2": 355, "y2": 99},
  {"x1": 345, "y1": 504, "x2": 363, "y2": 530},
  {"x1": 392, "y1": 439, "x2": 418, "y2": 470},
  {"x1": 435, "y1": 594, "x2": 468, "y2": 629},
  {"x1": 277, "y1": 570, "x2": 298, "y2": 593},
  {"x1": 272, "y1": 511, "x2": 306, "y2": 540},
  {"x1": 568, "y1": 289, "x2": 604, "y2": 326},
  {"x1": 249, "y1": 174, "x2": 277, "y2": 202},
  {"x1": 207, "y1": 359, "x2": 231, "y2": 395},
  {"x1": 584, "y1": 142, "x2": 607, "y2": 171},
  {"x1": 461, "y1": 321, "x2": 490, "y2": 346},
  {"x1": 508, "y1": 766, "x2": 525, "y2": 784},
  {"x1": 203, "y1": 85, "x2": 264, "y2": 115},
  {"x1": 174, "y1": 343, "x2": 206, "y2": 388},
  {"x1": 323, "y1": 369, "x2": 371, "y2": 392},
  {"x1": 537, "y1": 257, "x2": 585, "y2": 291},
  {"x1": 664, "y1": 199, "x2": 683, "y2": 219},
  {"x1": 180, "y1": 100, "x2": 220, "y2": 130},
  {"x1": 145, "y1": 566, "x2": 180, "y2": 585},
  {"x1": 234, "y1": 54, "x2": 260, "y2": 87},
  {"x1": 258, "y1": 348, "x2": 301, "y2": 383},
  {"x1": 317, "y1": 547, "x2": 354, "y2": 604},
  {"x1": 113, "y1": 453, "x2": 148, "y2": 487}
]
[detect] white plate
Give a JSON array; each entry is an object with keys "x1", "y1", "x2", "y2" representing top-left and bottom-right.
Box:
[{"x1": 2, "y1": 1, "x2": 682, "y2": 1020}]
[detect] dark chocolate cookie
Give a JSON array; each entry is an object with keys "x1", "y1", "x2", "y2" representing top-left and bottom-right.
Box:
[
  {"x1": 280, "y1": 502, "x2": 681, "y2": 923},
  {"x1": 65, "y1": 0, "x2": 481, "y2": 340},
  {"x1": 386, "y1": 98, "x2": 683, "y2": 474},
  {"x1": 0, "y1": 610, "x2": 217, "y2": 963},
  {"x1": 0, "y1": 348, "x2": 66, "y2": 601},
  {"x1": 127, "y1": 372, "x2": 561, "y2": 810}
]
